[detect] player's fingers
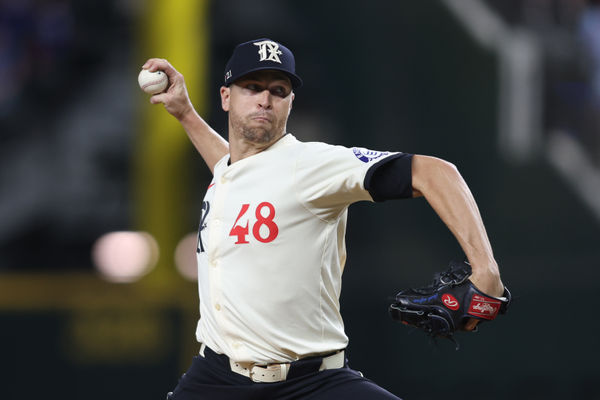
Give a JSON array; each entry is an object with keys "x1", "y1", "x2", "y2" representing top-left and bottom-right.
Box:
[
  {"x1": 142, "y1": 57, "x2": 169, "y2": 70},
  {"x1": 143, "y1": 58, "x2": 180, "y2": 82},
  {"x1": 150, "y1": 92, "x2": 169, "y2": 105},
  {"x1": 141, "y1": 58, "x2": 162, "y2": 71},
  {"x1": 464, "y1": 318, "x2": 479, "y2": 331}
]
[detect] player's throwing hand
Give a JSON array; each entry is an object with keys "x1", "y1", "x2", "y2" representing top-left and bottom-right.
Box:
[{"x1": 141, "y1": 58, "x2": 195, "y2": 121}]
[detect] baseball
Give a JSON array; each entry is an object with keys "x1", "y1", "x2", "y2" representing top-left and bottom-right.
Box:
[{"x1": 138, "y1": 69, "x2": 168, "y2": 94}]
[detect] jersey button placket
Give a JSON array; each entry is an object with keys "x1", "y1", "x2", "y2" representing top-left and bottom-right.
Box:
[{"x1": 208, "y1": 171, "x2": 228, "y2": 330}]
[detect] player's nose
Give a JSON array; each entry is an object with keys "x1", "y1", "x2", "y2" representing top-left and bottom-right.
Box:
[{"x1": 257, "y1": 89, "x2": 272, "y2": 109}]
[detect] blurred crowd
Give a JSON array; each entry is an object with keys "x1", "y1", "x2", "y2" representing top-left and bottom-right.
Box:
[
  {"x1": 0, "y1": 0, "x2": 73, "y2": 120},
  {"x1": 487, "y1": 0, "x2": 600, "y2": 163},
  {"x1": 0, "y1": 0, "x2": 136, "y2": 270}
]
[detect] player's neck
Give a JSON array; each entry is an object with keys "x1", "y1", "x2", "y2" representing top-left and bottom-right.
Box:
[{"x1": 228, "y1": 131, "x2": 286, "y2": 163}]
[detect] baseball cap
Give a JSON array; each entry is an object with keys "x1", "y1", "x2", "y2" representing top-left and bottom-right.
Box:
[{"x1": 224, "y1": 38, "x2": 303, "y2": 89}]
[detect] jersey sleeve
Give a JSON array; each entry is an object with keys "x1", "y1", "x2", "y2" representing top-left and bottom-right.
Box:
[
  {"x1": 364, "y1": 152, "x2": 414, "y2": 201},
  {"x1": 293, "y1": 143, "x2": 403, "y2": 220}
]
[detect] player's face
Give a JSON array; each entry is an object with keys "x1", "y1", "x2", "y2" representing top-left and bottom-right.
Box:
[{"x1": 221, "y1": 71, "x2": 294, "y2": 145}]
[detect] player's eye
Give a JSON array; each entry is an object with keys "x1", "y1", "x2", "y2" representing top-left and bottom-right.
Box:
[
  {"x1": 245, "y1": 83, "x2": 262, "y2": 92},
  {"x1": 269, "y1": 86, "x2": 289, "y2": 98}
]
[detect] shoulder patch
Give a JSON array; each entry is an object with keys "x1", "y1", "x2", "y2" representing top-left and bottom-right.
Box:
[{"x1": 352, "y1": 147, "x2": 390, "y2": 163}]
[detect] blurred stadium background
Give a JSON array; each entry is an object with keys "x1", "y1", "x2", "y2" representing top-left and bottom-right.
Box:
[{"x1": 1, "y1": 0, "x2": 600, "y2": 399}]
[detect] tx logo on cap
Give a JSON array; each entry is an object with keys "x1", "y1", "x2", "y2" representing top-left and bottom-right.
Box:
[{"x1": 254, "y1": 40, "x2": 282, "y2": 63}]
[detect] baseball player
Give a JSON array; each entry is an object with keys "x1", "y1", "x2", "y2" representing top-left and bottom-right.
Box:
[{"x1": 142, "y1": 38, "x2": 505, "y2": 399}]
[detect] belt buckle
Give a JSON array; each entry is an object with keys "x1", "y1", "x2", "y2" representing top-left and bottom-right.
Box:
[{"x1": 250, "y1": 363, "x2": 288, "y2": 383}]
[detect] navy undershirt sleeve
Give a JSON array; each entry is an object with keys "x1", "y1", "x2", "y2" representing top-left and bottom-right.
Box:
[{"x1": 364, "y1": 153, "x2": 414, "y2": 202}]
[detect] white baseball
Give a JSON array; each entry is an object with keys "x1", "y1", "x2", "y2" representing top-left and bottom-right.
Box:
[{"x1": 138, "y1": 69, "x2": 168, "y2": 94}]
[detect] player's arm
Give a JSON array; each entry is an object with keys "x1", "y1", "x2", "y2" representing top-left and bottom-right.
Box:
[
  {"x1": 142, "y1": 58, "x2": 229, "y2": 173},
  {"x1": 410, "y1": 155, "x2": 504, "y2": 301}
]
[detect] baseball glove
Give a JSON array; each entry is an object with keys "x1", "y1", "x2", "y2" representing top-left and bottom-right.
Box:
[{"x1": 389, "y1": 259, "x2": 510, "y2": 346}]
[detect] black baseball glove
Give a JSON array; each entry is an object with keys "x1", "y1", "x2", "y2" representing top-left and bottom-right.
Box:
[{"x1": 389, "y1": 260, "x2": 510, "y2": 346}]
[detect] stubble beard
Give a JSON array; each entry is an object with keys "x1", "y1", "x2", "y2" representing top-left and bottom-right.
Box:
[{"x1": 230, "y1": 110, "x2": 286, "y2": 145}]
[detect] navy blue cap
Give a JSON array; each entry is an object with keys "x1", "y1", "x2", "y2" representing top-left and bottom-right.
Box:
[{"x1": 224, "y1": 38, "x2": 302, "y2": 89}]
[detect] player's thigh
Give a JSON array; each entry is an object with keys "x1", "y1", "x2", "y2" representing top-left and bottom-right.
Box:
[{"x1": 305, "y1": 370, "x2": 401, "y2": 400}]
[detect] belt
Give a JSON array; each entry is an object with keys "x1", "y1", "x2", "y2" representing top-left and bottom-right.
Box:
[{"x1": 199, "y1": 343, "x2": 345, "y2": 383}]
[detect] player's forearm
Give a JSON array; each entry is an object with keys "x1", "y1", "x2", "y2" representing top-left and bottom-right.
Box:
[
  {"x1": 178, "y1": 108, "x2": 229, "y2": 173},
  {"x1": 411, "y1": 155, "x2": 504, "y2": 297},
  {"x1": 140, "y1": 58, "x2": 229, "y2": 173}
]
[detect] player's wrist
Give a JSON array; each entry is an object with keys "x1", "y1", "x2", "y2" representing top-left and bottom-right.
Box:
[
  {"x1": 175, "y1": 101, "x2": 197, "y2": 123},
  {"x1": 468, "y1": 270, "x2": 504, "y2": 298},
  {"x1": 465, "y1": 256, "x2": 502, "y2": 293}
]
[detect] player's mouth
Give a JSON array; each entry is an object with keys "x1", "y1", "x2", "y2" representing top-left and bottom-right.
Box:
[{"x1": 250, "y1": 113, "x2": 272, "y2": 123}]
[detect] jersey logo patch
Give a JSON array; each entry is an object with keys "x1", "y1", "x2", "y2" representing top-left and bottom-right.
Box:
[{"x1": 352, "y1": 147, "x2": 389, "y2": 163}]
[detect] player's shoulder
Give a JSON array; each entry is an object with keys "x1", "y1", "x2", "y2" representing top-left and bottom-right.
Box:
[
  {"x1": 290, "y1": 135, "x2": 348, "y2": 155},
  {"x1": 294, "y1": 136, "x2": 394, "y2": 165},
  {"x1": 277, "y1": 134, "x2": 338, "y2": 158}
]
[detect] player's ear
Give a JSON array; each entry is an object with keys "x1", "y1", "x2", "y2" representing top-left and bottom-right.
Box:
[{"x1": 220, "y1": 86, "x2": 230, "y2": 112}]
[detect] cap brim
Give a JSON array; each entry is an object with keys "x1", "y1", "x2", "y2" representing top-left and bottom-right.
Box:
[{"x1": 226, "y1": 66, "x2": 302, "y2": 89}]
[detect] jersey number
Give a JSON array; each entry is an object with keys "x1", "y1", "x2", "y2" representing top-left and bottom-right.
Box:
[{"x1": 229, "y1": 202, "x2": 279, "y2": 244}]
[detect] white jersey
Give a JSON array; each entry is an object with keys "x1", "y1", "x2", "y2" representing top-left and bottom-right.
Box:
[{"x1": 195, "y1": 134, "x2": 397, "y2": 364}]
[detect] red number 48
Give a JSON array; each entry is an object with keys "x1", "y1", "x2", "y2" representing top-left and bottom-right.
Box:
[{"x1": 229, "y1": 202, "x2": 279, "y2": 244}]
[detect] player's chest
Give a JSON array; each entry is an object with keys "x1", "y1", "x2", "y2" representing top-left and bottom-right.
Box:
[{"x1": 199, "y1": 171, "x2": 302, "y2": 248}]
